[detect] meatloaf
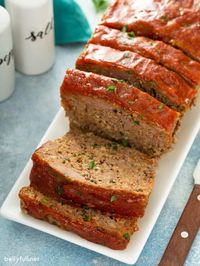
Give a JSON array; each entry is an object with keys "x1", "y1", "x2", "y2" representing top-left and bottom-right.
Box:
[
  {"x1": 30, "y1": 129, "x2": 156, "y2": 217},
  {"x1": 89, "y1": 25, "x2": 200, "y2": 88},
  {"x1": 19, "y1": 186, "x2": 138, "y2": 250},
  {"x1": 102, "y1": 0, "x2": 200, "y2": 61},
  {"x1": 76, "y1": 44, "x2": 196, "y2": 112},
  {"x1": 61, "y1": 69, "x2": 180, "y2": 157}
]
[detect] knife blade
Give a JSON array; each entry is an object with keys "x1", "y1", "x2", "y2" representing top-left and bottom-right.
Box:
[{"x1": 159, "y1": 160, "x2": 200, "y2": 266}]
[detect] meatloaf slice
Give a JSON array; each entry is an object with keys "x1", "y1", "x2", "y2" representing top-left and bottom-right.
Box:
[
  {"x1": 89, "y1": 25, "x2": 200, "y2": 88},
  {"x1": 61, "y1": 69, "x2": 180, "y2": 157},
  {"x1": 19, "y1": 186, "x2": 138, "y2": 250},
  {"x1": 101, "y1": 0, "x2": 200, "y2": 61},
  {"x1": 76, "y1": 44, "x2": 196, "y2": 112},
  {"x1": 30, "y1": 129, "x2": 156, "y2": 217}
]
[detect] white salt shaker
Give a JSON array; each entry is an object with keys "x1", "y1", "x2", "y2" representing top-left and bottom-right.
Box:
[
  {"x1": 0, "y1": 6, "x2": 15, "y2": 102},
  {"x1": 5, "y1": 0, "x2": 55, "y2": 75}
]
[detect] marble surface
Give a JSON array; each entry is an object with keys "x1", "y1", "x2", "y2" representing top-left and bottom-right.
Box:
[{"x1": 0, "y1": 44, "x2": 200, "y2": 266}]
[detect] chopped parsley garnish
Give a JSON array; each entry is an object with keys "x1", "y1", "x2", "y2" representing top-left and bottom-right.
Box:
[
  {"x1": 82, "y1": 214, "x2": 91, "y2": 222},
  {"x1": 128, "y1": 100, "x2": 135, "y2": 105},
  {"x1": 121, "y1": 139, "x2": 129, "y2": 147},
  {"x1": 128, "y1": 31, "x2": 135, "y2": 38},
  {"x1": 110, "y1": 195, "x2": 117, "y2": 202},
  {"x1": 57, "y1": 185, "x2": 63, "y2": 195},
  {"x1": 123, "y1": 233, "x2": 130, "y2": 240},
  {"x1": 107, "y1": 142, "x2": 118, "y2": 150},
  {"x1": 88, "y1": 160, "x2": 95, "y2": 169},
  {"x1": 160, "y1": 15, "x2": 169, "y2": 21},
  {"x1": 145, "y1": 80, "x2": 156, "y2": 89},
  {"x1": 62, "y1": 157, "x2": 70, "y2": 163},
  {"x1": 41, "y1": 198, "x2": 48, "y2": 205},
  {"x1": 111, "y1": 142, "x2": 118, "y2": 150},
  {"x1": 134, "y1": 120, "x2": 140, "y2": 125},
  {"x1": 123, "y1": 52, "x2": 131, "y2": 58},
  {"x1": 76, "y1": 190, "x2": 82, "y2": 196},
  {"x1": 106, "y1": 85, "x2": 116, "y2": 92},
  {"x1": 121, "y1": 25, "x2": 127, "y2": 33},
  {"x1": 83, "y1": 205, "x2": 90, "y2": 210},
  {"x1": 126, "y1": 70, "x2": 132, "y2": 75},
  {"x1": 158, "y1": 103, "x2": 164, "y2": 110},
  {"x1": 92, "y1": 143, "x2": 98, "y2": 148},
  {"x1": 92, "y1": 0, "x2": 109, "y2": 12},
  {"x1": 118, "y1": 79, "x2": 125, "y2": 83}
]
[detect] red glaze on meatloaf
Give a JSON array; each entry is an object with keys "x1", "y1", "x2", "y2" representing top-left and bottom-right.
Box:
[
  {"x1": 19, "y1": 186, "x2": 138, "y2": 250},
  {"x1": 89, "y1": 25, "x2": 200, "y2": 87},
  {"x1": 76, "y1": 44, "x2": 196, "y2": 112},
  {"x1": 30, "y1": 129, "x2": 156, "y2": 217},
  {"x1": 102, "y1": 0, "x2": 200, "y2": 61},
  {"x1": 61, "y1": 69, "x2": 180, "y2": 157}
]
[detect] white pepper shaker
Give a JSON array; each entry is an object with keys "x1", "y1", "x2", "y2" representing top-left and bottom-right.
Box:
[
  {"x1": 5, "y1": 0, "x2": 55, "y2": 75},
  {"x1": 0, "y1": 6, "x2": 15, "y2": 102}
]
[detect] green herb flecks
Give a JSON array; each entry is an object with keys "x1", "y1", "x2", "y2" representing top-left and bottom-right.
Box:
[
  {"x1": 83, "y1": 214, "x2": 91, "y2": 221},
  {"x1": 123, "y1": 52, "x2": 131, "y2": 58},
  {"x1": 123, "y1": 233, "x2": 130, "y2": 240},
  {"x1": 57, "y1": 185, "x2": 63, "y2": 195},
  {"x1": 88, "y1": 160, "x2": 95, "y2": 170},
  {"x1": 107, "y1": 142, "x2": 118, "y2": 150},
  {"x1": 110, "y1": 195, "x2": 117, "y2": 202},
  {"x1": 126, "y1": 70, "x2": 132, "y2": 75},
  {"x1": 40, "y1": 198, "x2": 49, "y2": 205},
  {"x1": 62, "y1": 157, "x2": 70, "y2": 163},
  {"x1": 76, "y1": 190, "x2": 82, "y2": 196},
  {"x1": 92, "y1": 143, "x2": 98, "y2": 148},
  {"x1": 121, "y1": 139, "x2": 129, "y2": 147},
  {"x1": 158, "y1": 103, "x2": 164, "y2": 110},
  {"x1": 121, "y1": 26, "x2": 127, "y2": 33},
  {"x1": 134, "y1": 120, "x2": 140, "y2": 125},
  {"x1": 106, "y1": 85, "x2": 116, "y2": 92},
  {"x1": 83, "y1": 205, "x2": 90, "y2": 210},
  {"x1": 127, "y1": 31, "x2": 135, "y2": 38},
  {"x1": 160, "y1": 15, "x2": 169, "y2": 22},
  {"x1": 144, "y1": 80, "x2": 157, "y2": 90},
  {"x1": 118, "y1": 79, "x2": 125, "y2": 83},
  {"x1": 92, "y1": 0, "x2": 109, "y2": 12}
]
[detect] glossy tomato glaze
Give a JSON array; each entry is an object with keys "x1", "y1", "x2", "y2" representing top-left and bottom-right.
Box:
[
  {"x1": 89, "y1": 25, "x2": 200, "y2": 87},
  {"x1": 76, "y1": 44, "x2": 196, "y2": 111},
  {"x1": 102, "y1": 0, "x2": 200, "y2": 61},
  {"x1": 30, "y1": 162, "x2": 149, "y2": 218},
  {"x1": 19, "y1": 190, "x2": 132, "y2": 250},
  {"x1": 62, "y1": 69, "x2": 180, "y2": 133}
]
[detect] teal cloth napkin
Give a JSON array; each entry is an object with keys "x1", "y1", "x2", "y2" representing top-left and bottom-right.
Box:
[{"x1": 0, "y1": 0, "x2": 92, "y2": 44}]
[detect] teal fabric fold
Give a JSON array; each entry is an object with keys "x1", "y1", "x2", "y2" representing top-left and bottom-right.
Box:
[
  {"x1": 54, "y1": 0, "x2": 92, "y2": 44},
  {"x1": 0, "y1": 0, "x2": 91, "y2": 44}
]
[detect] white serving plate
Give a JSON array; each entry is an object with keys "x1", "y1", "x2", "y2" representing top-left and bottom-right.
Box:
[{"x1": 1, "y1": 94, "x2": 200, "y2": 264}]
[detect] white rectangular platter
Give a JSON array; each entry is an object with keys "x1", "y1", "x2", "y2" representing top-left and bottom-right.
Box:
[{"x1": 1, "y1": 92, "x2": 200, "y2": 264}]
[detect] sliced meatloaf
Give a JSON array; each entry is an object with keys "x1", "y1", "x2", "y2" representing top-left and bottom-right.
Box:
[
  {"x1": 101, "y1": 0, "x2": 200, "y2": 61},
  {"x1": 89, "y1": 25, "x2": 200, "y2": 88},
  {"x1": 19, "y1": 186, "x2": 138, "y2": 250},
  {"x1": 76, "y1": 44, "x2": 196, "y2": 112},
  {"x1": 30, "y1": 129, "x2": 156, "y2": 217},
  {"x1": 61, "y1": 69, "x2": 180, "y2": 157}
]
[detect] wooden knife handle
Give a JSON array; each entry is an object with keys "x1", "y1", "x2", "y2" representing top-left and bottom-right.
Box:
[{"x1": 159, "y1": 184, "x2": 200, "y2": 266}]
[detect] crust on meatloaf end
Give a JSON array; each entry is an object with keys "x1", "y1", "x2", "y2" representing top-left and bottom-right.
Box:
[
  {"x1": 89, "y1": 25, "x2": 200, "y2": 88},
  {"x1": 101, "y1": 0, "x2": 200, "y2": 62},
  {"x1": 61, "y1": 69, "x2": 180, "y2": 157},
  {"x1": 30, "y1": 129, "x2": 156, "y2": 217},
  {"x1": 76, "y1": 44, "x2": 196, "y2": 113},
  {"x1": 19, "y1": 186, "x2": 138, "y2": 250}
]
